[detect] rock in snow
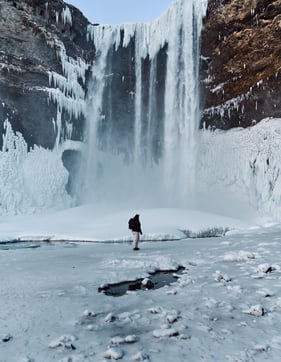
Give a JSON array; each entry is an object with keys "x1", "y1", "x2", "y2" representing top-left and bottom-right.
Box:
[
  {"x1": 152, "y1": 328, "x2": 179, "y2": 338},
  {"x1": 247, "y1": 305, "x2": 265, "y2": 317},
  {"x1": 104, "y1": 347, "x2": 124, "y2": 360}
]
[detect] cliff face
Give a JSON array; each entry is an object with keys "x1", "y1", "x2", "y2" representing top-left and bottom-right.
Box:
[
  {"x1": 0, "y1": 0, "x2": 94, "y2": 149},
  {"x1": 2, "y1": 0, "x2": 281, "y2": 151},
  {"x1": 201, "y1": 0, "x2": 281, "y2": 129}
]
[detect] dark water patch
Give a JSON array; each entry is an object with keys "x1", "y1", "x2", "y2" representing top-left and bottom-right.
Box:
[
  {"x1": 0, "y1": 242, "x2": 41, "y2": 250},
  {"x1": 98, "y1": 266, "x2": 185, "y2": 297}
]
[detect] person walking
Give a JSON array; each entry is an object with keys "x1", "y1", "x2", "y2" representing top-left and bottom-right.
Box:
[{"x1": 128, "y1": 214, "x2": 142, "y2": 250}]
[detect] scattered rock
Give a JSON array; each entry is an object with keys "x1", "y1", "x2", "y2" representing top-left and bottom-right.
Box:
[
  {"x1": 83, "y1": 309, "x2": 96, "y2": 317},
  {"x1": 48, "y1": 335, "x2": 77, "y2": 350},
  {"x1": 147, "y1": 307, "x2": 162, "y2": 314},
  {"x1": 125, "y1": 335, "x2": 138, "y2": 343},
  {"x1": 104, "y1": 347, "x2": 124, "y2": 360},
  {"x1": 247, "y1": 305, "x2": 265, "y2": 317},
  {"x1": 152, "y1": 328, "x2": 179, "y2": 338},
  {"x1": 254, "y1": 344, "x2": 269, "y2": 352},
  {"x1": 179, "y1": 334, "x2": 191, "y2": 340},
  {"x1": 257, "y1": 263, "x2": 274, "y2": 273},
  {"x1": 166, "y1": 289, "x2": 177, "y2": 295},
  {"x1": 104, "y1": 312, "x2": 116, "y2": 323},
  {"x1": 110, "y1": 336, "x2": 125, "y2": 345},
  {"x1": 256, "y1": 289, "x2": 272, "y2": 298},
  {"x1": 110, "y1": 334, "x2": 137, "y2": 346},
  {"x1": 132, "y1": 351, "x2": 150, "y2": 361},
  {"x1": 214, "y1": 270, "x2": 231, "y2": 282},
  {"x1": 142, "y1": 278, "x2": 154, "y2": 289},
  {"x1": 166, "y1": 311, "x2": 179, "y2": 324}
]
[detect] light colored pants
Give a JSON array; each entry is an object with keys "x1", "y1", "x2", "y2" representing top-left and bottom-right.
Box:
[{"x1": 132, "y1": 231, "x2": 140, "y2": 249}]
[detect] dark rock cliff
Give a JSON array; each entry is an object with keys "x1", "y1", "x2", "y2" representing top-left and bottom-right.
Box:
[
  {"x1": 2, "y1": 0, "x2": 281, "y2": 152},
  {"x1": 201, "y1": 0, "x2": 281, "y2": 129},
  {"x1": 0, "y1": 0, "x2": 94, "y2": 149}
]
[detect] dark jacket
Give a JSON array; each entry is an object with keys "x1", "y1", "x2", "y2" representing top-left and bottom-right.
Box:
[{"x1": 131, "y1": 215, "x2": 142, "y2": 234}]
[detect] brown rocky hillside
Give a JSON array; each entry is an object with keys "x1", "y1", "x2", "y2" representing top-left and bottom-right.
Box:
[{"x1": 201, "y1": 0, "x2": 281, "y2": 129}]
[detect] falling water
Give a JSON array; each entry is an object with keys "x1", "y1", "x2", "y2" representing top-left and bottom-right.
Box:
[{"x1": 84, "y1": 0, "x2": 208, "y2": 208}]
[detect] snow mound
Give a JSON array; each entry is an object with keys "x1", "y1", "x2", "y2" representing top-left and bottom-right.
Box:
[{"x1": 224, "y1": 250, "x2": 256, "y2": 262}]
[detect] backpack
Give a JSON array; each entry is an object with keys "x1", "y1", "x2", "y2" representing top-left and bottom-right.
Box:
[{"x1": 128, "y1": 218, "x2": 135, "y2": 230}]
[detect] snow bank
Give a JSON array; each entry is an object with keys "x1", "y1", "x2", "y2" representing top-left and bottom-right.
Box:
[
  {"x1": 199, "y1": 118, "x2": 281, "y2": 221},
  {"x1": 0, "y1": 206, "x2": 252, "y2": 243}
]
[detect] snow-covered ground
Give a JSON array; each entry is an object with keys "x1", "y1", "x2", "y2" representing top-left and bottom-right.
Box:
[
  {"x1": 1, "y1": 207, "x2": 281, "y2": 361},
  {"x1": 1, "y1": 114, "x2": 281, "y2": 361},
  {"x1": 2, "y1": 0, "x2": 281, "y2": 358}
]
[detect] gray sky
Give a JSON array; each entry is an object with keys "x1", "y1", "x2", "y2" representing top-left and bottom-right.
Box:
[{"x1": 66, "y1": 0, "x2": 175, "y2": 24}]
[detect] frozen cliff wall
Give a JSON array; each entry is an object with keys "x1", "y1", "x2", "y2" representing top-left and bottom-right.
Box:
[
  {"x1": 0, "y1": 0, "x2": 96, "y2": 214},
  {"x1": 2, "y1": 0, "x2": 281, "y2": 150},
  {"x1": 0, "y1": 0, "x2": 94, "y2": 150},
  {"x1": 2, "y1": 0, "x2": 281, "y2": 220}
]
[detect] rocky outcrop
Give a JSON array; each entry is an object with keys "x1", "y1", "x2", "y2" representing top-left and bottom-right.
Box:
[
  {"x1": 0, "y1": 0, "x2": 94, "y2": 149},
  {"x1": 201, "y1": 0, "x2": 281, "y2": 129}
]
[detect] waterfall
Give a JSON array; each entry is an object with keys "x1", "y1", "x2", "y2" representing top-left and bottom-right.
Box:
[{"x1": 83, "y1": 0, "x2": 208, "y2": 208}]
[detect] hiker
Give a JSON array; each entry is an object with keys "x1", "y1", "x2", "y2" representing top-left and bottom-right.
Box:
[{"x1": 128, "y1": 214, "x2": 142, "y2": 250}]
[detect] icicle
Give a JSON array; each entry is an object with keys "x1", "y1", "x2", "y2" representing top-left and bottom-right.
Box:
[
  {"x1": 61, "y1": 6, "x2": 72, "y2": 26},
  {"x1": 47, "y1": 38, "x2": 90, "y2": 146},
  {"x1": 204, "y1": 91, "x2": 252, "y2": 120}
]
